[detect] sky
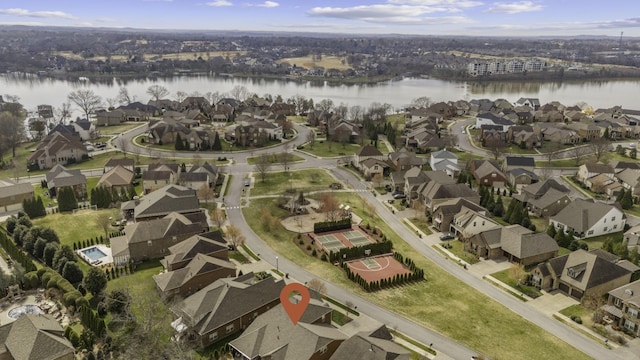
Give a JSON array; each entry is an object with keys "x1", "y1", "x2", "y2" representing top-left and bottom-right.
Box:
[{"x1": 1, "y1": 1, "x2": 639, "y2": 37}]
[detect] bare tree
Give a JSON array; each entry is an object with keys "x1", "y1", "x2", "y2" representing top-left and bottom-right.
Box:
[
  {"x1": 210, "y1": 208, "x2": 226, "y2": 228},
  {"x1": 204, "y1": 91, "x2": 222, "y2": 106},
  {"x1": 316, "y1": 99, "x2": 334, "y2": 112},
  {"x1": 280, "y1": 143, "x2": 291, "y2": 172},
  {"x1": 411, "y1": 96, "x2": 431, "y2": 108},
  {"x1": 95, "y1": 210, "x2": 115, "y2": 240},
  {"x1": 254, "y1": 154, "x2": 272, "y2": 182},
  {"x1": 54, "y1": 102, "x2": 72, "y2": 125},
  {"x1": 349, "y1": 105, "x2": 364, "y2": 123},
  {"x1": 68, "y1": 89, "x2": 103, "y2": 121},
  {"x1": 544, "y1": 142, "x2": 562, "y2": 164},
  {"x1": 319, "y1": 192, "x2": 341, "y2": 221},
  {"x1": 569, "y1": 145, "x2": 590, "y2": 166},
  {"x1": 230, "y1": 85, "x2": 249, "y2": 102},
  {"x1": 334, "y1": 103, "x2": 349, "y2": 119},
  {"x1": 509, "y1": 263, "x2": 527, "y2": 285},
  {"x1": 118, "y1": 87, "x2": 134, "y2": 105},
  {"x1": 371, "y1": 173, "x2": 384, "y2": 188},
  {"x1": 306, "y1": 130, "x2": 316, "y2": 149},
  {"x1": 174, "y1": 91, "x2": 188, "y2": 104},
  {"x1": 293, "y1": 94, "x2": 306, "y2": 115},
  {"x1": 197, "y1": 183, "x2": 214, "y2": 203},
  {"x1": 589, "y1": 138, "x2": 611, "y2": 162},
  {"x1": 306, "y1": 278, "x2": 327, "y2": 295},
  {"x1": 105, "y1": 97, "x2": 118, "y2": 109},
  {"x1": 486, "y1": 139, "x2": 507, "y2": 160},
  {"x1": 146, "y1": 85, "x2": 170, "y2": 104},
  {"x1": 116, "y1": 135, "x2": 130, "y2": 157},
  {"x1": 0, "y1": 112, "x2": 26, "y2": 159},
  {"x1": 225, "y1": 224, "x2": 245, "y2": 250}
]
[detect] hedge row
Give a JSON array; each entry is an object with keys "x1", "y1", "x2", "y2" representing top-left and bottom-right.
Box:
[
  {"x1": 37, "y1": 267, "x2": 88, "y2": 309},
  {"x1": 328, "y1": 240, "x2": 393, "y2": 263},
  {"x1": 313, "y1": 218, "x2": 351, "y2": 234},
  {"x1": 343, "y1": 260, "x2": 425, "y2": 292},
  {"x1": 0, "y1": 227, "x2": 37, "y2": 272},
  {"x1": 79, "y1": 304, "x2": 106, "y2": 337}
]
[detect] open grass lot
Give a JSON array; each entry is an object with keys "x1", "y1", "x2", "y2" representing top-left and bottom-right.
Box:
[
  {"x1": 581, "y1": 231, "x2": 623, "y2": 251},
  {"x1": 385, "y1": 114, "x2": 406, "y2": 131},
  {"x1": 32, "y1": 208, "x2": 118, "y2": 249},
  {"x1": 250, "y1": 169, "x2": 338, "y2": 196},
  {"x1": 246, "y1": 152, "x2": 304, "y2": 165},
  {"x1": 287, "y1": 115, "x2": 307, "y2": 124},
  {"x1": 243, "y1": 195, "x2": 589, "y2": 360},
  {"x1": 302, "y1": 140, "x2": 364, "y2": 158},
  {"x1": 276, "y1": 55, "x2": 351, "y2": 70},
  {"x1": 97, "y1": 122, "x2": 145, "y2": 136},
  {"x1": 442, "y1": 239, "x2": 480, "y2": 265},
  {"x1": 450, "y1": 148, "x2": 484, "y2": 162}
]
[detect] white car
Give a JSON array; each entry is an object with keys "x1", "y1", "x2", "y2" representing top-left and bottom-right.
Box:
[{"x1": 86, "y1": 145, "x2": 95, "y2": 152}]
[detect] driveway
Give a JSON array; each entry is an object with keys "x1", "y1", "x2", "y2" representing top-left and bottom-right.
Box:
[
  {"x1": 527, "y1": 290, "x2": 579, "y2": 316},
  {"x1": 468, "y1": 257, "x2": 512, "y2": 278}
]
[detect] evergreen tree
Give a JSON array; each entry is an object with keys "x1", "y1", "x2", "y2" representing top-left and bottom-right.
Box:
[
  {"x1": 547, "y1": 225, "x2": 557, "y2": 238},
  {"x1": 175, "y1": 133, "x2": 184, "y2": 150},
  {"x1": 508, "y1": 201, "x2": 524, "y2": 225},
  {"x1": 35, "y1": 196, "x2": 46, "y2": 217},
  {"x1": 621, "y1": 189, "x2": 633, "y2": 210},
  {"x1": 616, "y1": 188, "x2": 626, "y2": 203},
  {"x1": 57, "y1": 187, "x2": 77, "y2": 212},
  {"x1": 492, "y1": 196, "x2": 504, "y2": 217},
  {"x1": 212, "y1": 132, "x2": 222, "y2": 151}
]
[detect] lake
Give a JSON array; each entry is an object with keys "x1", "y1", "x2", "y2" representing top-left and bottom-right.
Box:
[{"x1": 2, "y1": 73, "x2": 640, "y2": 117}]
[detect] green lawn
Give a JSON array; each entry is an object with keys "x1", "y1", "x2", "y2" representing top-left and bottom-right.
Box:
[
  {"x1": 32, "y1": 209, "x2": 119, "y2": 249},
  {"x1": 97, "y1": 122, "x2": 144, "y2": 136},
  {"x1": 581, "y1": 231, "x2": 623, "y2": 251},
  {"x1": 559, "y1": 304, "x2": 595, "y2": 329},
  {"x1": 250, "y1": 169, "x2": 338, "y2": 196},
  {"x1": 450, "y1": 149, "x2": 484, "y2": 162},
  {"x1": 287, "y1": 115, "x2": 307, "y2": 124},
  {"x1": 407, "y1": 217, "x2": 433, "y2": 235},
  {"x1": 246, "y1": 152, "x2": 305, "y2": 165},
  {"x1": 301, "y1": 140, "x2": 363, "y2": 158},
  {"x1": 385, "y1": 114, "x2": 406, "y2": 131},
  {"x1": 442, "y1": 239, "x2": 480, "y2": 264},
  {"x1": 242, "y1": 195, "x2": 589, "y2": 360},
  {"x1": 491, "y1": 268, "x2": 543, "y2": 298},
  {"x1": 0, "y1": 141, "x2": 39, "y2": 179}
]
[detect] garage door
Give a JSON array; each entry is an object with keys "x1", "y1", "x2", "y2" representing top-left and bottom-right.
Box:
[
  {"x1": 559, "y1": 282, "x2": 569, "y2": 295},
  {"x1": 571, "y1": 289, "x2": 584, "y2": 300}
]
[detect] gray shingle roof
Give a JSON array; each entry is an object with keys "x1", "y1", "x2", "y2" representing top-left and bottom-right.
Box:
[
  {"x1": 133, "y1": 184, "x2": 200, "y2": 219},
  {"x1": 0, "y1": 314, "x2": 74, "y2": 360},
  {"x1": 550, "y1": 199, "x2": 622, "y2": 233}
]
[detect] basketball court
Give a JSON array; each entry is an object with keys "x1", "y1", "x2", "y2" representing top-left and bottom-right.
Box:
[{"x1": 346, "y1": 255, "x2": 412, "y2": 283}]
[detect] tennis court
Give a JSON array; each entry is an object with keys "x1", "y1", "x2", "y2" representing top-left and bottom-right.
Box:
[
  {"x1": 342, "y1": 230, "x2": 373, "y2": 246},
  {"x1": 315, "y1": 234, "x2": 346, "y2": 252}
]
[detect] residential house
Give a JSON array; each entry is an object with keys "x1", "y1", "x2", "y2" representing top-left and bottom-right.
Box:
[
  {"x1": 121, "y1": 184, "x2": 205, "y2": 225},
  {"x1": 512, "y1": 179, "x2": 572, "y2": 217},
  {"x1": 466, "y1": 225, "x2": 559, "y2": 266},
  {"x1": 110, "y1": 212, "x2": 204, "y2": 266},
  {"x1": 148, "y1": 99, "x2": 180, "y2": 113},
  {"x1": 531, "y1": 249, "x2": 634, "y2": 300},
  {"x1": 550, "y1": 199, "x2": 626, "y2": 239},
  {"x1": 515, "y1": 97, "x2": 541, "y2": 111},
  {"x1": 28, "y1": 132, "x2": 88, "y2": 170},
  {"x1": 171, "y1": 274, "x2": 285, "y2": 348},
  {"x1": 451, "y1": 208, "x2": 500, "y2": 238},
  {"x1": 567, "y1": 122, "x2": 603, "y2": 142},
  {"x1": 615, "y1": 168, "x2": 640, "y2": 198},
  {"x1": 104, "y1": 158, "x2": 135, "y2": 173},
  {"x1": 187, "y1": 162, "x2": 219, "y2": 187},
  {"x1": 229, "y1": 295, "x2": 344, "y2": 360},
  {"x1": 147, "y1": 119, "x2": 190, "y2": 145},
  {"x1": 153, "y1": 253, "x2": 236, "y2": 300},
  {"x1": 432, "y1": 198, "x2": 488, "y2": 233},
  {"x1": 387, "y1": 148, "x2": 424, "y2": 171},
  {"x1": 96, "y1": 165, "x2": 134, "y2": 194},
  {"x1": 179, "y1": 172, "x2": 210, "y2": 194},
  {"x1": 610, "y1": 160, "x2": 640, "y2": 174},
  {"x1": 96, "y1": 109, "x2": 125, "y2": 126},
  {"x1": 420, "y1": 182, "x2": 480, "y2": 213},
  {"x1": 0, "y1": 178, "x2": 34, "y2": 213},
  {"x1": 623, "y1": 225, "x2": 640, "y2": 250},
  {"x1": 470, "y1": 160, "x2": 507, "y2": 188},
  {"x1": 474, "y1": 112, "x2": 514, "y2": 131},
  {"x1": 536, "y1": 124, "x2": 580, "y2": 145},
  {"x1": 181, "y1": 96, "x2": 210, "y2": 112},
  {"x1": 118, "y1": 101, "x2": 157, "y2": 120},
  {"x1": 45, "y1": 164, "x2": 87, "y2": 199},
  {"x1": 48, "y1": 123, "x2": 81, "y2": 140},
  {"x1": 160, "y1": 231, "x2": 230, "y2": 271},
  {"x1": 507, "y1": 168, "x2": 539, "y2": 189},
  {"x1": 428, "y1": 102, "x2": 456, "y2": 119},
  {"x1": 353, "y1": 145, "x2": 385, "y2": 166},
  {"x1": 429, "y1": 149, "x2": 459, "y2": 177},
  {"x1": 70, "y1": 118, "x2": 96, "y2": 140},
  {"x1": 330, "y1": 120, "x2": 360, "y2": 144},
  {"x1": 576, "y1": 163, "x2": 615, "y2": 188},
  {"x1": 0, "y1": 314, "x2": 74, "y2": 360},
  {"x1": 603, "y1": 280, "x2": 640, "y2": 337},
  {"x1": 329, "y1": 326, "x2": 410, "y2": 360},
  {"x1": 359, "y1": 158, "x2": 390, "y2": 179},
  {"x1": 503, "y1": 156, "x2": 535, "y2": 173},
  {"x1": 142, "y1": 163, "x2": 181, "y2": 194},
  {"x1": 411, "y1": 170, "x2": 455, "y2": 200},
  {"x1": 508, "y1": 125, "x2": 540, "y2": 149}
]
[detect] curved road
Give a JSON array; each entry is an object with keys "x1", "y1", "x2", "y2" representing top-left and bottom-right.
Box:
[{"x1": 90, "y1": 121, "x2": 625, "y2": 359}]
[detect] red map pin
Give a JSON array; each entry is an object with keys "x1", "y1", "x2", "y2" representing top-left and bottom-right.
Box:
[{"x1": 280, "y1": 282, "x2": 310, "y2": 326}]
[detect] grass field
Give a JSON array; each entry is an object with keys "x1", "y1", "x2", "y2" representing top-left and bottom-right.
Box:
[
  {"x1": 491, "y1": 268, "x2": 543, "y2": 298},
  {"x1": 245, "y1": 152, "x2": 304, "y2": 165},
  {"x1": 242, "y1": 195, "x2": 589, "y2": 360},
  {"x1": 97, "y1": 122, "x2": 144, "y2": 136},
  {"x1": 250, "y1": 169, "x2": 337, "y2": 196},
  {"x1": 277, "y1": 55, "x2": 351, "y2": 70},
  {"x1": 32, "y1": 208, "x2": 119, "y2": 249},
  {"x1": 559, "y1": 304, "x2": 595, "y2": 329},
  {"x1": 301, "y1": 140, "x2": 364, "y2": 158}
]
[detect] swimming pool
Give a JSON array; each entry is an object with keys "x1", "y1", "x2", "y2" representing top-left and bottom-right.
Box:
[
  {"x1": 81, "y1": 247, "x2": 107, "y2": 261},
  {"x1": 8, "y1": 304, "x2": 43, "y2": 319}
]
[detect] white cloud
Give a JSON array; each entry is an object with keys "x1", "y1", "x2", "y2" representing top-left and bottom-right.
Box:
[
  {"x1": 96, "y1": 17, "x2": 118, "y2": 23},
  {"x1": 388, "y1": 0, "x2": 482, "y2": 7},
  {"x1": 485, "y1": 1, "x2": 542, "y2": 14},
  {"x1": 0, "y1": 8, "x2": 76, "y2": 20},
  {"x1": 206, "y1": 0, "x2": 233, "y2": 6},
  {"x1": 258, "y1": 1, "x2": 279, "y2": 7},
  {"x1": 310, "y1": 5, "x2": 452, "y2": 19}
]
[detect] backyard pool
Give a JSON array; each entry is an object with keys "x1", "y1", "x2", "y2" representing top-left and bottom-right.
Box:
[
  {"x1": 8, "y1": 304, "x2": 43, "y2": 319},
  {"x1": 77, "y1": 244, "x2": 113, "y2": 267},
  {"x1": 81, "y1": 247, "x2": 107, "y2": 261}
]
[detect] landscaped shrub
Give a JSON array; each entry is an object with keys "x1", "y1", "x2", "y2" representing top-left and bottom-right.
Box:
[
  {"x1": 313, "y1": 218, "x2": 351, "y2": 234},
  {"x1": 320, "y1": 253, "x2": 327, "y2": 261},
  {"x1": 24, "y1": 271, "x2": 40, "y2": 289}
]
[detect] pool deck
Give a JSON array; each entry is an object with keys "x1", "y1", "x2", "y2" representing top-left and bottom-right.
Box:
[
  {"x1": 76, "y1": 244, "x2": 114, "y2": 267},
  {"x1": 0, "y1": 293, "x2": 70, "y2": 327}
]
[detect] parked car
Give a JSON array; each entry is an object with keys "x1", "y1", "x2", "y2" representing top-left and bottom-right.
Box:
[
  {"x1": 244, "y1": 178, "x2": 251, "y2": 186},
  {"x1": 392, "y1": 189, "x2": 404, "y2": 196},
  {"x1": 439, "y1": 232, "x2": 454, "y2": 240},
  {"x1": 85, "y1": 145, "x2": 94, "y2": 152},
  {"x1": 96, "y1": 142, "x2": 107, "y2": 149},
  {"x1": 392, "y1": 193, "x2": 406, "y2": 199},
  {"x1": 329, "y1": 182, "x2": 343, "y2": 190}
]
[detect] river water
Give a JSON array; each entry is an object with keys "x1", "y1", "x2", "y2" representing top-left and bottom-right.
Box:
[{"x1": 2, "y1": 73, "x2": 640, "y2": 116}]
